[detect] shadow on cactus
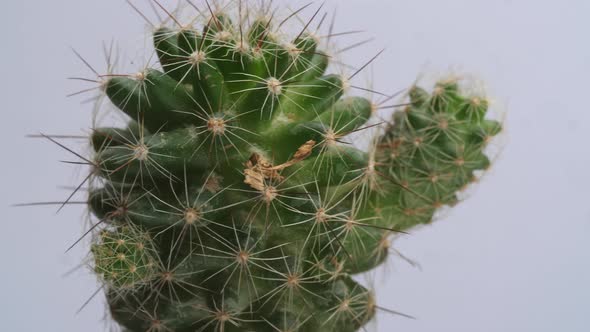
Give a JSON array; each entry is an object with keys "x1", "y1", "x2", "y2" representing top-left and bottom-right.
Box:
[{"x1": 51, "y1": 1, "x2": 502, "y2": 331}]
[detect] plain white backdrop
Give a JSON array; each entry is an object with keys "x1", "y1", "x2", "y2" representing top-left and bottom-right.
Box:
[{"x1": 2, "y1": 0, "x2": 589, "y2": 331}]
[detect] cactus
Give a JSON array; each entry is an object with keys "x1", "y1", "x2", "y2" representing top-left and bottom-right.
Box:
[{"x1": 55, "y1": 1, "x2": 501, "y2": 331}]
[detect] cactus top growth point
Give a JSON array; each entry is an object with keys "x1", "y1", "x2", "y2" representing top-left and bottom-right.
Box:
[{"x1": 60, "y1": 1, "x2": 500, "y2": 331}]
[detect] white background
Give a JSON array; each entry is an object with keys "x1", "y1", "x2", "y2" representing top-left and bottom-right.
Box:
[{"x1": 2, "y1": 0, "x2": 589, "y2": 331}]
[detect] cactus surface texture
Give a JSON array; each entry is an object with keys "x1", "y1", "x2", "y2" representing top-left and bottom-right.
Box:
[{"x1": 60, "y1": 1, "x2": 501, "y2": 331}]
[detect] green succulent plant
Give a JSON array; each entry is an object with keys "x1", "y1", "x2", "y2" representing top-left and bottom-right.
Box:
[{"x1": 45, "y1": 1, "x2": 502, "y2": 331}]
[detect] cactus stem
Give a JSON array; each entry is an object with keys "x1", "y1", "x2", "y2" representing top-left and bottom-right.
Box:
[{"x1": 49, "y1": 2, "x2": 503, "y2": 330}]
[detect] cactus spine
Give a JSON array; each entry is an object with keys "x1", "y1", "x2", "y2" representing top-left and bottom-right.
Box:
[{"x1": 64, "y1": 1, "x2": 501, "y2": 331}]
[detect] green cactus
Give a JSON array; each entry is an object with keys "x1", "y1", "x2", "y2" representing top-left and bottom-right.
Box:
[{"x1": 59, "y1": 1, "x2": 501, "y2": 331}]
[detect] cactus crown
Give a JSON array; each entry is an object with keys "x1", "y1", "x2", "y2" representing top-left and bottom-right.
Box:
[{"x1": 60, "y1": 1, "x2": 501, "y2": 331}]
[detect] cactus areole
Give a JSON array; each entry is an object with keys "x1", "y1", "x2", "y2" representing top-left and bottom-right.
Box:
[{"x1": 68, "y1": 2, "x2": 501, "y2": 331}]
